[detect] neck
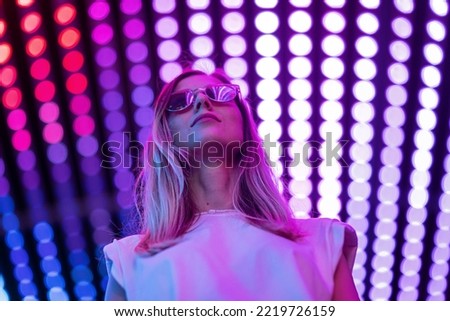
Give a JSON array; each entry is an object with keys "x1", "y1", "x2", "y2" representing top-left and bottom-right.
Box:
[{"x1": 189, "y1": 164, "x2": 239, "y2": 213}]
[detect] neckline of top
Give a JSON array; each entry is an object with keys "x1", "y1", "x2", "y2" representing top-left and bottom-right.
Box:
[{"x1": 194, "y1": 208, "x2": 241, "y2": 216}]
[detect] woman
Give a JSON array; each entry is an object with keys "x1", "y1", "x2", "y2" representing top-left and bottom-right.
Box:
[{"x1": 103, "y1": 68, "x2": 359, "y2": 300}]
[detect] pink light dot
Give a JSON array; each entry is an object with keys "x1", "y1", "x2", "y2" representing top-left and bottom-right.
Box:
[
  {"x1": 2, "y1": 87, "x2": 22, "y2": 110},
  {"x1": 69, "y1": 95, "x2": 91, "y2": 115},
  {"x1": 66, "y1": 73, "x2": 88, "y2": 94},
  {"x1": 30, "y1": 58, "x2": 51, "y2": 80},
  {"x1": 35, "y1": 80, "x2": 56, "y2": 102},
  {"x1": 12, "y1": 129, "x2": 32, "y2": 151},
  {"x1": 73, "y1": 115, "x2": 95, "y2": 136},
  {"x1": 39, "y1": 102, "x2": 60, "y2": 123},
  {"x1": 7, "y1": 109, "x2": 27, "y2": 130},
  {"x1": 1, "y1": 66, "x2": 17, "y2": 87},
  {"x1": 92, "y1": 23, "x2": 113, "y2": 45},
  {"x1": 43, "y1": 123, "x2": 64, "y2": 144}
]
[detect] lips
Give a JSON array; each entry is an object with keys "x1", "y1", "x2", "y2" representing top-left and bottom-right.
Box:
[{"x1": 190, "y1": 113, "x2": 221, "y2": 127}]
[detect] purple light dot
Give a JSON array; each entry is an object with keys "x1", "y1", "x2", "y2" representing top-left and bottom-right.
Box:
[
  {"x1": 120, "y1": 0, "x2": 142, "y2": 15},
  {"x1": 126, "y1": 42, "x2": 148, "y2": 63},
  {"x1": 22, "y1": 170, "x2": 40, "y2": 190},
  {"x1": 102, "y1": 91, "x2": 123, "y2": 111},
  {"x1": 123, "y1": 19, "x2": 145, "y2": 40},
  {"x1": 47, "y1": 143, "x2": 68, "y2": 164},
  {"x1": 134, "y1": 106, "x2": 154, "y2": 127},
  {"x1": 105, "y1": 111, "x2": 127, "y2": 132},
  {"x1": 108, "y1": 132, "x2": 124, "y2": 143},
  {"x1": 92, "y1": 23, "x2": 114, "y2": 45},
  {"x1": 89, "y1": 209, "x2": 110, "y2": 227},
  {"x1": 95, "y1": 47, "x2": 117, "y2": 68},
  {"x1": 0, "y1": 177, "x2": 10, "y2": 196},
  {"x1": 0, "y1": 159, "x2": 4, "y2": 176},
  {"x1": 131, "y1": 86, "x2": 153, "y2": 107},
  {"x1": 88, "y1": 2, "x2": 110, "y2": 21},
  {"x1": 76, "y1": 136, "x2": 99, "y2": 157},
  {"x1": 129, "y1": 64, "x2": 151, "y2": 85},
  {"x1": 81, "y1": 157, "x2": 101, "y2": 176},
  {"x1": 99, "y1": 70, "x2": 120, "y2": 89},
  {"x1": 114, "y1": 170, "x2": 134, "y2": 190},
  {"x1": 51, "y1": 163, "x2": 72, "y2": 183},
  {"x1": 116, "y1": 189, "x2": 133, "y2": 209},
  {"x1": 66, "y1": 234, "x2": 86, "y2": 250},
  {"x1": 17, "y1": 150, "x2": 36, "y2": 171},
  {"x1": 70, "y1": 95, "x2": 91, "y2": 116}
]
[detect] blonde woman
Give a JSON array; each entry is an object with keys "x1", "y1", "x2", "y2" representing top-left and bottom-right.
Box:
[{"x1": 103, "y1": 68, "x2": 359, "y2": 300}]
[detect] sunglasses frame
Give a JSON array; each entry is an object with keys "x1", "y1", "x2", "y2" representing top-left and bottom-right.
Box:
[{"x1": 166, "y1": 83, "x2": 241, "y2": 112}]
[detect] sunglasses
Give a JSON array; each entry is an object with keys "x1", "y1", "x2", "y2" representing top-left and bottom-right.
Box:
[{"x1": 167, "y1": 84, "x2": 241, "y2": 112}]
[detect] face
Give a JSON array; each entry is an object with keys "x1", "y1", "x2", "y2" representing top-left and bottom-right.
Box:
[{"x1": 166, "y1": 74, "x2": 244, "y2": 150}]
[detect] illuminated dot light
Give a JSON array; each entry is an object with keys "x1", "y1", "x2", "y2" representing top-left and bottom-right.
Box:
[
  {"x1": 285, "y1": 9, "x2": 313, "y2": 218},
  {"x1": 316, "y1": 7, "x2": 348, "y2": 219},
  {"x1": 368, "y1": 5, "x2": 413, "y2": 301},
  {"x1": 345, "y1": 3, "x2": 378, "y2": 299},
  {"x1": 0, "y1": 162, "x2": 38, "y2": 300},
  {"x1": 397, "y1": 3, "x2": 445, "y2": 301}
]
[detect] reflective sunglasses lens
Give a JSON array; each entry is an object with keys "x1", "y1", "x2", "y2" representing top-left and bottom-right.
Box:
[
  {"x1": 168, "y1": 92, "x2": 189, "y2": 111},
  {"x1": 206, "y1": 85, "x2": 236, "y2": 102}
]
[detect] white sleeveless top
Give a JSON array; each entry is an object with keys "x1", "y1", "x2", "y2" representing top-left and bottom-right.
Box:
[{"x1": 103, "y1": 210, "x2": 357, "y2": 300}]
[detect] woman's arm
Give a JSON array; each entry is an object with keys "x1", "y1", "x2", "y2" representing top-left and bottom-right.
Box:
[
  {"x1": 105, "y1": 275, "x2": 127, "y2": 300},
  {"x1": 331, "y1": 254, "x2": 360, "y2": 301}
]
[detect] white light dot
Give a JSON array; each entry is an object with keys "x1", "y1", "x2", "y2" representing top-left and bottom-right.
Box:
[
  {"x1": 321, "y1": 79, "x2": 344, "y2": 100},
  {"x1": 427, "y1": 20, "x2": 446, "y2": 42},
  {"x1": 255, "y1": 11, "x2": 279, "y2": 33},
  {"x1": 159, "y1": 62, "x2": 182, "y2": 83},
  {"x1": 357, "y1": 12, "x2": 379, "y2": 34},
  {"x1": 155, "y1": 17, "x2": 178, "y2": 38},
  {"x1": 255, "y1": 0, "x2": 278, "y2": 8},
  {"x1": 187, "y1": 0, "x2": 209, "y2": 10},
  {"x1": 258, "y1": 121, "x2": 282, "y2": 141},
  {"x1": 424, "y1": 43, "x2": 444, "y2": 65},
  {"x1": 388, "y1": 63, "x2": 409, "y2": 85},
  {"x1": 322, "y1": 58, "x2": 344, "y2": 79},
  {"x1": 255, "y1": 34, "x2": 280, "y2": 57},
  {"x1": 412, "y1": 149, "x2": 433, "y2": 171},
  {"x1": 256, "y1": 57, "x2": 280, "y2": 79},
  {"x1": 394, "y1": 0, "x2": 414, "y2": 13},
  {"x1": 416, "y1": 109, "x2": 437, "y2": 131},
  {"x1": 288, "y1": 121, "x2": 312, "y2": 141},
  {"x1": 324, "y1": 0, "x2": 345, "y2": 8},
  {"x1": 289, "y1": 34, "x2": 312, "y2": 56},
  {"x1": 409, "y1": 188, "x2": 429, "y2": 209},
  {"x1": 392, "y1": 17, "x2": 413, "y2": 39},
  {"x1": 157, "y1": 40, "x2": 181, "y2": 61},
  {"x1": 384, "y1": 106, "x2": 406, "y2": 127},
  {"x1": 353, "y1": 102, "x2": 375, "y2": 123},
  {"x1": 322, "y1": 35, "x2": 345, "y2": 57},
  {"x1": 410, "y1": 169, "x2": 431, "y2": 188},
  {"x1": 289, "y1": 57, "x2": 312, "y2": 78},
  {"x1": 190, "y1": 36, "x2": 214, "y2": 57},
  {"x1": 351, "y1": 122, "x2": 374, "y2": 144},
  {"x1": 421, "y1": 66, "x2": 441, "y2": 88},
  {"x1": 360, "y1": 0, "x2": 380, "y2": 9},
  {"x1": 355, "y1": 36, "x2": 378, "y2": 58},
  {"x1": 353, "y1": 81, "x2": 376, "y2": 102},
  {"x1": 383, "y1": 127, "x2": 404, "y2": 147},
  {"x1": 288, "y1": 100, "x2": 312, "y2": 121},
  {"x1": 323, "y1": 11, "x2": 346, "y2": 33},
  {"x1": 288, "y1": 10, "x2": 312, "y2": 33},
  {"x1": 386, "y1": 85, "x2": 407, "y2": 106},
  {"x1": 289, "y1": 79, "x2": 312, "y2": 100},
  {"x1": 224, "y1": 57, "x2": 248, "y2": 78},
  {"x1": 419, "y1": 88, "x2": 439, "y2": 109},
  {"x1": 188, "y1": 13, "x2": 212, "y2": 34},
  {"x1": 289, "y1": 0, "x2": 312, "y2": 7},
  {"x1": 221, "y1": 0, "x2": 243, "y2": 9},
  {"x1": 390, "y1": 40, "x2": 411, "y2": 62},
  {"x1": 223, "y1": 35, "x2": 247, "y2": 56},
  {"x1": 430, "y1": 0, "x2": 448, "y2": 16},
  {"x1": 354, "y1": 58, "x2": 377, "y2": 80},
  {"x1": 153, "y1": 0, "x2": 176, "y2": 14},
  {"x1": 257, "y1": 100, "x2": 281, "y2": 121},
  {"x1": 221, "y1": 12, "x2": 245, "y2": 34},
  {"x1": 256, "y1": 79, "x2": 281, "y2": 100},
  {"x1": 321, "y1": 101, "x2": 343, "y2": 121}
]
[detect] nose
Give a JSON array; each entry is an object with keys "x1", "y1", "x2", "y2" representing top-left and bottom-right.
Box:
[{"x1": 193, "y1": 92, "x2": 212, "y2": 112}]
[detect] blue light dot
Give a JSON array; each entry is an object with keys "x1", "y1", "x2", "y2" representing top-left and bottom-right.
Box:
[
  {"x1": 131, "y1": 85, "x2": 154, "y2": 107},
  {"x1": 2, "y1": 213, "x2": 20, "y2": 231},
  {"x1": 102, "y1": 91, "x2": 123, "y2": 111},
  {"x1": 0, "y1": 196, "x2": 15, "y2": 213},
  {"x1": 71, "y1": 265, "x2": 94, "y2": 283},
  {"x1": 19, "y1": 281, "x2": 37, "y2": 297},
  {"x1": 69, "y1": 250, "x2": 90, "y2": 266},
  {"x1": 10, "y1": 248, "x2": 29, "y2": 265},
  {"x1": 41, "y1": 257, "x2": 62, "y2": 274},
  {"x1": 6, "y1": 230, "x2": 24, "y2": 249},
  {"x1": 48, "y1": 287, "x2": 69, "y2": 301},
  {"x1": 74, "y1": 282, "x2": 97, "y2": 300},
  {"x1": 44, "y1": 274, "x2": 66, "y2": 289},
  {"x1": 14, "y1": 265, "x2": 34, "y2": 282},
  {"x1": 33, "y1": 222, "x2": 54, "y2": 242},
  {"x1": 38, "y1": 241, "x2": 57, "y2": 257}
]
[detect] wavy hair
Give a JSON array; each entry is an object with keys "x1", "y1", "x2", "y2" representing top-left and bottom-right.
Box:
[{"x1": 134, "y1": 68, "x2": 300, "y2": 254}]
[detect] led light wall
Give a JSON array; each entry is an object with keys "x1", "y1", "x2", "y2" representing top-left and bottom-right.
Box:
[{"x1": 1, "y1": 0, "x2": 450, "y2": 301}]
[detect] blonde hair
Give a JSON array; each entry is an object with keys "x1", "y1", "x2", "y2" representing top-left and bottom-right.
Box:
[{"x1": 134, "y1": 69, "x2": 300, "y2": 254}]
